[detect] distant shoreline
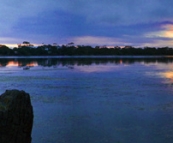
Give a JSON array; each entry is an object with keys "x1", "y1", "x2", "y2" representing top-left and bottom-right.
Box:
[
  {"x1": 0, "y1": 55, "x2": 173, "y2": 59},
  {"x1": 1, "y1": 44, "x2": 173, "y2": 56}
]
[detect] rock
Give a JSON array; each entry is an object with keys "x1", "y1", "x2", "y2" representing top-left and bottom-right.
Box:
[{"x1": 0, "y1": 89, "x2": 33, "y2": 143}]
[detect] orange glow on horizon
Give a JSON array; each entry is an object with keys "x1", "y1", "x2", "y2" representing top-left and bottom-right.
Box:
[
  {"x1": 161, "y1": 24, "x2": 173, "y2": 38},
  {"x1": 145, "y1": 24, "x2": 173, "y2": 39}
]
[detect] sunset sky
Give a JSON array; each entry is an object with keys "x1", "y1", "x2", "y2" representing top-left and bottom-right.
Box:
[{"x1": 1, "y1": 0, "x2": 173, "y2": 48}]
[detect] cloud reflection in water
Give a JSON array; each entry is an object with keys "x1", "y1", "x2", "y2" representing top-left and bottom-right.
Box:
[{"x1": 74, "y1": 64, "x2": 124, "y2": 73}]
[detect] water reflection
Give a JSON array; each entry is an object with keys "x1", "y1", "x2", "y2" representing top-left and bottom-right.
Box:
[
  {"x1": 158, "y1": 71, "x2": 173, "y2": 84},
  {"x1": 6, "y1": 61, "x2": 38, "y2": 67},
  {"x1": 1, "y1": 56, "x2": 173, "y2": 67},
  {"x1": 1, "y1": 56, "x2": 173, "y2": 143},
  {"x1": 161, "y1": 72, "x2": 173, "y2": 79}
]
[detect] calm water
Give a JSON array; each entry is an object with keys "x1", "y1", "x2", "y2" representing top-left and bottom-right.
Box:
[{"x1": 1, "y1": 57, "x2": 173, "y2": 143}]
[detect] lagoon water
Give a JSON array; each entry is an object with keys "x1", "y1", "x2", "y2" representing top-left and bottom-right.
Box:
[{"x1": 0, "y1": 57, "x2": 173, "y2": 143}]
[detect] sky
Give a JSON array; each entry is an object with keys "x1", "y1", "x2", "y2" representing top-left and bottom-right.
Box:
[{"x1": 1, "y1": 0, "x2": 173, "y2": 48}]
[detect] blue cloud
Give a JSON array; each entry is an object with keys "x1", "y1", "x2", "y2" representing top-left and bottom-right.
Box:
[{"x1": 1, "y1": 0, "x2": 173, "y2": 47}]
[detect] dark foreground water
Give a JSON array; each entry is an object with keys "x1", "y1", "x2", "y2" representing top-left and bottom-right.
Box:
[{"x1": 0, "y1": 56, "x2": 173, "y2": 143}]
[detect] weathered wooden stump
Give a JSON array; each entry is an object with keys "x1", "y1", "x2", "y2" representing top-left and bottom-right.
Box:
[{"x1": 0, "y1": 89, "x2": 33, "y2": 143}]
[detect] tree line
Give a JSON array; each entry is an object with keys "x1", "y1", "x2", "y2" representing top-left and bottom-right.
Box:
[{"x1": 1, "y1": 44, "x2": 173, "y2": 56}]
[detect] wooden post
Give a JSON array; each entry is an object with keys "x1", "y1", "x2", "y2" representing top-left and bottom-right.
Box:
[{"x1": 0, "y1": 90, "x2": 33, "y2": 143}]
